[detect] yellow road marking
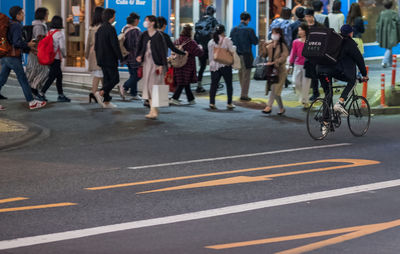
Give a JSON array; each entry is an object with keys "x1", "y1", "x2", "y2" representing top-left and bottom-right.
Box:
[
  {"x1": 0, "y1": 203, "x2": 77, "y2": 213},
  {"x1": 206, "y1": 218, "x2": 400, "y2": 253},
  {"x1": 137, "y1": 159, "x2": 379, "y2": 194},
  {"x1": 0, "y1": 197, "x2": 28, "y2": 204},
  {"x1": 86, "y1": 159, "x2": 380, "y2": 192}
]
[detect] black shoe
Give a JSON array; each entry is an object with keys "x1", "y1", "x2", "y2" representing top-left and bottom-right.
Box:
[
  {"x1": 309, "y1": 95, "x2": 319, "y2": 101},
  {"x1": 277, "y1": 108, "x2": 286, "y2": 116},
  {"x1": 262, "y1": 109, "x2": 272, "y2": 114},
  {"x1": 143, "y1": 100, "x2": 150, "y2": 108},
  {"x1": 196, "y1": 87, "x2": 206, "y2": 93},
  {"x1": 89, "y1": 93, "x2": 98, "y2": 103},
  {"x1": 0, "y1": 94, "x2": 7, "y2": 100},
  {"x1": 37, "y1": 93, "x2": 47, "y2": 101},
  {"x1": 57, "y1": 95, "x2": 71, "y2": 102},
  {"x1": 217, "y1": 83, "x2": 224, "y2": 90},
  {"x1": 240, "y1": 96, "x2": 252, "y2": 101}
]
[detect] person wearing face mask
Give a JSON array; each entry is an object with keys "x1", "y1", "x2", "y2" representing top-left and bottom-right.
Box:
[
  {"x1": 136, "y1": 15, "x2": 168, "y2": 120},
  {"x1": 261, "y1": 28, "x2": 289, "y2": 115},
  {"x1": 208, "y1": 24, "x2": 236, "y2": 110},
  {"x1": 94, "y1": 8, "x2": 123, "y2": 108}
]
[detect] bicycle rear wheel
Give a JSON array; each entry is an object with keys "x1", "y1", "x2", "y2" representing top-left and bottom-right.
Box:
[
  {"x1": 347, "y1": 96, "x2": 371, "y2": 137},
  {"x1": 307, "y1": 98, "x2": 329, "y2": 140}
]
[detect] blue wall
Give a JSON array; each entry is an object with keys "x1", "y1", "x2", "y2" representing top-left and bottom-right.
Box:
[{"x1": 108, "y1": 0, "x2": 153, "y2": 33}]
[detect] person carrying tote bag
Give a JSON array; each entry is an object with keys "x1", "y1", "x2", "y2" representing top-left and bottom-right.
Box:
[
  {"x1": 260, "y1": 28, "x2": 289, "y2": 115},
  {"x1": 208, "y1": 24, "x2": 236, "y2": 110}
]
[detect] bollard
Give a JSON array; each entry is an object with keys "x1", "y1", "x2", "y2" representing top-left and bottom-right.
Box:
[
  {"x1": 392, "y1": 55, "x2": 397, "y2": 89},
  {"x1": 381, "y1": 73, "x2": 386, "y2": 107},
  {"x1": 362, "y1": 66, "x2": 369, "y2": 108}
]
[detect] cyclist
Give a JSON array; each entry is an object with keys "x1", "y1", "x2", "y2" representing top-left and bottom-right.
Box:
[{"x1": 317, "y1": 24, "x2": 368, "y2": 128}]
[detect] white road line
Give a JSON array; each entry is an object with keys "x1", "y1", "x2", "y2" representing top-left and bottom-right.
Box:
[
  {"x1": 127, "y1": 143, "x2": 352, "y2": 170},
  {"x1": 1, "y1": 179, "x2": 399, "y2": 250}
]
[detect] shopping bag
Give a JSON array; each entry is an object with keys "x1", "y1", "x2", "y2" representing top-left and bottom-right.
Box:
[
  {"x1": 232, "y1": 50, "x2": 241, "y2": 70},
  {"x1": 151, "y1": 85, "x2": 169, "y2": 107}
]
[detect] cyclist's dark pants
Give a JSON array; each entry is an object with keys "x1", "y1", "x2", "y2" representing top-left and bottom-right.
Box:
[{"x1": 318, "y1": 72, "x2": 355, "y2": 121}]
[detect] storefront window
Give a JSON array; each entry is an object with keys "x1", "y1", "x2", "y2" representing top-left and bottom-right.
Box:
[
  {"x1": 199, "y1": 0, "x2": 228, "y2": 27},
  {"x1": 65, "y1": 0, "x2": 86, "y2": 68},
  {"x1": 181, "y1": 0, "x2": 194, "y2": 28},
  {"x1": 360, "y1": 0, "x2": 398, "y2": 43},
  {"x1": 259, "y1": 0, "x2": 268, "y2": 41}
]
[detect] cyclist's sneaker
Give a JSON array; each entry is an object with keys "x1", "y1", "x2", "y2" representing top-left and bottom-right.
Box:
[
  {"x1": 334, "y1": 101, "x2": 348, "y2": 116},
  {"x1": 29, "y1": 100, "x2": 46, "y2": 110},
  {"x1": 322, "y1": 124, "x2": 329, "y2": 136}
]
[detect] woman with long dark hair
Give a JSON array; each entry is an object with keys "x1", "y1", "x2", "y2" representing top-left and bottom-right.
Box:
[
  {"x1": 26, "y1": 7, "x2": 49, "y2": 99},
  {"x1": 347, "y1": 3, "x2": 365, "y2": 55},
  {"x1": 207, "y1": 24, "x2": 236, "y2": 110},
  {"x1": 261, "y1": 27, "x2": 289, "y2": 115},
  {"x1": 328, "y1": 0, "x2": 344, "y2": 33},
  {"x1": 136, "y1": 15, "x2": 168, "y2": 119},
  {"x1": 85, "y1": 6, "x2": 104, "y2": 103}
]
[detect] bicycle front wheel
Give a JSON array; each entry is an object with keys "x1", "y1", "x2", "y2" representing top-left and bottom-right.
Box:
[
  {"x1": 307, "y1": 98, "x2": 329, "y2": 140},
  {"x1": 347, "y1": 96, "x2": 371, "y2": 137}
]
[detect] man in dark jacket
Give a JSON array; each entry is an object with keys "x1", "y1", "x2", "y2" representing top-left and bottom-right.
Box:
[
  {"x1": 94, "y1": 8, "x2": 123, "y2": 108},
  {"x1": 230, "y1": 12, "x2": 259, "y2": 101},
  {"x1": 194, "y1": 6, "x2": 218, "y2": 93},
  {"x1": 305, "y1": 8, "x2": 324, "y2": 101},
  {"x1": 122, "y1": 12, "x2": 142, "y2": 99},
  {"x1": 0, "y1": 6, "x2": 46, "y2": 110},
  {"x1": 317, "y1": 24, "x2": 368, "y2": 117}
]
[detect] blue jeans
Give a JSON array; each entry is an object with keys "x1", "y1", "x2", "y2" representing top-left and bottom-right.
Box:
[
  {"x1": 123, "y1": 65, "x2": 138, "y2": 96},
  {"x1": 383, "y1": 48, "x2": 393, "y2": 66},
  {"x1": 0, "y1": 57, "x2": 33, "y2": 102}
]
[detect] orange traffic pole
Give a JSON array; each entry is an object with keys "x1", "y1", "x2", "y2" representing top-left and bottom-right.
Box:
[
  {"x1": 381, "y1": 73, "x2": 386, "y2": 107},
  {"x1": 392, "y1": 55, "x2": 397, "y2": 89},
  {"x1": 362, "y1": 66, "x2": 369, "y2": 108}
]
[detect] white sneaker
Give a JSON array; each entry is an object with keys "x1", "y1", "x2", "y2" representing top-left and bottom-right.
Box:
[
  {"x1": 29, "y1": 100, "x2": 46, "y2": 110},
  {"x1": 169, "y1": 98, "x2": 181, "y2": 105},
  {"x1": 334, "y1": 101, "x2": 348, "y2": 116},
  {"x1": 130, "y1": 95, "x2": 142, "y2": 100},
  {"x1": 94, "y1": 92, "x2": 105, "y2": 107},
  {"x1": 227, "y1": 104, "x2": 236, "y2": 110},
  {"x1": 188, "y1": 100, "x2": 196, "y2": 105},
  {"x1": 103, "y1": 102, "x2": 117, "y2": 108},
  {"x1": 322, "y1": 124, "x2": 329, "y2": 136}
]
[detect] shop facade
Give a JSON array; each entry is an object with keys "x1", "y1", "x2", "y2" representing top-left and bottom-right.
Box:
[{"x1": 1, "y1": 0, "x2": 400, "y2": 73}]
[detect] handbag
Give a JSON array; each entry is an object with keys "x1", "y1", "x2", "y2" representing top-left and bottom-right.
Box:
[
  {"x1": 137, "y1": 66, "x2": 143, "y2": 78},
  {"x1": 253, "y1": 56, "x2": 268, "y2": 80},
  {"x1": 169, "y1": 40, "x2": 190, "y2": 68},
  {"x1": 151, "y1": 85, "x2": 169, "y2": 107},
  {"x1": 164, "y1": 67, "x2": 175, "y2": 92},
  {"x1": 232, "y1": 50, "x2": 241, "y2": 70},
  {"x1": 213, "y1": 37, "x2": 234, "y2": 65},
  {"x1": 265, "y1": 47, "x2": 279, "y2": 84}
]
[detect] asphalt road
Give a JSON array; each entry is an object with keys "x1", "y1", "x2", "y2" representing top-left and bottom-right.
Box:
[{"x1": 0, "y1": 80, "x2": 400, "y2": 254}]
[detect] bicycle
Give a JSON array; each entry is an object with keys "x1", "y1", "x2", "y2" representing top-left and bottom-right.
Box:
[{"x1": 306, "y1": 76, "x2": 371, "y2": 140}]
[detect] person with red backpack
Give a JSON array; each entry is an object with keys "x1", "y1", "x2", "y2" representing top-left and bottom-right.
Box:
[
  {"x1": 0, "y1": 6, "x2": 46, "y2": 110},
  {"x1": 38, "y1": 16, "x2": 70, "y2": 102}
]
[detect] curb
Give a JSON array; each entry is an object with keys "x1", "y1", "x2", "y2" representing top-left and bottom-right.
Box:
[
  {"x1": 0, "y1": 122, "x2": 49, "y2": 152},
  {"x1": 371, "y1": 106, "x2": 400, "y2": 115}
]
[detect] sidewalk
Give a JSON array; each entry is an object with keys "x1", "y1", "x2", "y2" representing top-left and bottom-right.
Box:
[
  {"x1": 211, "y1": 59, "x2": 400, "y2": 114},
  {"x1": 0, "y1": 118, "x2": 45, "y2": 151}
]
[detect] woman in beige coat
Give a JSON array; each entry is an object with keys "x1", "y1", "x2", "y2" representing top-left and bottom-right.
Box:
[
  {"x1": 85, "y1": 6, "x2": 104, "y2": 103},
  {"x1": 261, "y1": 27, "x2": 289, "y2": 115}
]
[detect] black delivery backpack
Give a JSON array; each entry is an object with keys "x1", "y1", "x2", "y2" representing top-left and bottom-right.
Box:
[{"x1": 302, "y1": 27, "x2": 343, "y2": 65}]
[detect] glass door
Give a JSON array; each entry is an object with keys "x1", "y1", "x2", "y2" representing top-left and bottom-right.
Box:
[{"x1": 65, "y1": 0, "x2": 86, "y2": 68}]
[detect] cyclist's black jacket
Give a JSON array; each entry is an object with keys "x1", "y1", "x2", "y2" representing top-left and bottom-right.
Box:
[{"x1": 317, "y1": 35, "x2": 367, "y2": 83}]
